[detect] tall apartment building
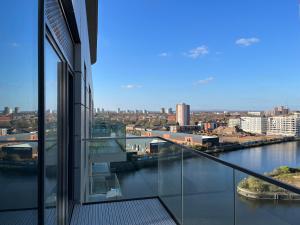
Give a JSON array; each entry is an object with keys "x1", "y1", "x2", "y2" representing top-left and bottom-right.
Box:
[
  {"x1": 241, "y1": 117, "x2": 268, "y2": 134},
  {"x1": 267, "y1": 114, "x2": 300, "y2": 137},
  {"x1": 176, "y1": 103, "x2": 190, "y2": 126}
]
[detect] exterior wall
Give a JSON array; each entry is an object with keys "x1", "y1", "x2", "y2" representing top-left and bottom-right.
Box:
[
  {"x1": 46, "y1": 0, "x2": 95, "y2": 203},
  {"x1": 241, "y1": 117, "x2": 267, "y2": 134}
]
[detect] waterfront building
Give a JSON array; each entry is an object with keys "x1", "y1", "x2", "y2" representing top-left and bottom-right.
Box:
[
  {"x1": 267, "y1": 114, "x2": 300, "y2": 137},
  {"x1": 2, "y1": 143, "x2": 38, "y2": 160},
  {"x1": 241, "y1": 117, "x2": 268, "y2": 134},
  {"x1": 228, "y1": 118, "x2": 241, "y2": 128},
  {"x1": 144, "y1": 130, "x2": 219, "y2": 147},
  {"x1": 176, "y1": 103, "x2": 190, "y2": 126}
]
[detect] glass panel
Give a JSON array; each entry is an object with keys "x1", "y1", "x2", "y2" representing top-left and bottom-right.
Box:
[
  {"x1": 158, "y1": 141, "x2": 183, "y2": 223},
  {"x1": 235, "y1": 170, "x2": 300, "y2": 225},
  {"x1": 85, "y1": 137, "x2": 158, "y2": 203},
  {"x1": 183, "y1": 150, "x2": 234, "y2": 225},
  {"x1": 0, "y1": 0, "x2": 38, "y2": 224},
  {"x1": 45, "y1": 40, "x2": 61, "y2": 225}
]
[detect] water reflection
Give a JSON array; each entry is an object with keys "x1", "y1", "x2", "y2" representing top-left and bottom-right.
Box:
[{"x1": 219, "y1": 141, "x2": 300, "y2": 173}]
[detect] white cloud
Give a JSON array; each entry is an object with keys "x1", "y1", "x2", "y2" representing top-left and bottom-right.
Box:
[
  {"x1": 195, "y1": 76, "x2": 214, "y2": 85},
  {"x1": 159, "y1": 52, "x2": 170, "y2": 57},
  {"x1": 185, "y1": 45, "x2": 209, "y2": 59},
  {"x1": 121, "y1": 84, "x2": 143, "y2": 89},
  {"x1": 236, "y1": 38, "x2": 260, "y2": 47}
]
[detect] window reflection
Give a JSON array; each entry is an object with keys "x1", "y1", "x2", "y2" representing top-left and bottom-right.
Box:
[{"x1": 45, "y1": 40, "x2": 60, "y2": 225}]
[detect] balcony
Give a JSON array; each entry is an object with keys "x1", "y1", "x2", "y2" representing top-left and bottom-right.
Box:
[
  {"x1": 1, "y1": 137, "x2": 300, "y2": 225},
  {"x1": 81, "y1": 136, "x2": 300, "y2": 225}
]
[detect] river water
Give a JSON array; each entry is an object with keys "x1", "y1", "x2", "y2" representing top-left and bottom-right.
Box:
[
  {"x1": 117, "y1": 141, "x2": 300, "y2": 225},
  {"x1": 1, "y1": 141, "x2": 300, "y2": 225}
]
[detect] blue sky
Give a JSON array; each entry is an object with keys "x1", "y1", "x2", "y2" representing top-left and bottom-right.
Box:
[
  {"x1": 0, "y1": 0, "x2": 38, "y2": 111},
  {"x1": 92, "y1": 0, "x2": 300, "y2": 111},
  {"x1": 1, "y1": 1, "x2": 300, "y2": 112}
]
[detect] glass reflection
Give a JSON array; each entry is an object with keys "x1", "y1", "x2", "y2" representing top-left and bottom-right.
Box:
[
  {"x1": 0, "y1": 1, "x2": 38, "y2": 224},
  {"x1": 45, "y1": 40, "x2": 60, "y2": 225}
]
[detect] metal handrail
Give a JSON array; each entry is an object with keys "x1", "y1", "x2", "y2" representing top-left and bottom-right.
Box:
[
  {"x1": 83, "y1": 136, "x2": 300, "y2": 195},
  {"x1": 0, "y1": 140, "x2": 38, "y2": 143}
]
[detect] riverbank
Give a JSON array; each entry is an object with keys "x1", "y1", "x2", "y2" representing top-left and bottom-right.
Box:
[
  {"x1": 204, "y1": 137, "x2": 297, "y2": 154},
  {"x1": 237, "y1": 186, "x2": 300, "y2": 200},
  {"x1": 237, "y1": 166, "x2": 300, "y2": 201}
]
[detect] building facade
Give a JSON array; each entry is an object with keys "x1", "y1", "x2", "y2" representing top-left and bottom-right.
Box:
[
  {"x1": 267, "y1": 114, "x2": 300, "y2": 137},
  {"x1": 228, "y1": 118, "x2": 241, "y2": 128},
  {"x1": 241, "y1": 117, "x2": 267, "y2": 134},
  {"x1": 0, "y1": 1, "x2": 98, "y2": 225},
  {"x1": 176, "y1": 103, "x2": 190, "y2": 126}
]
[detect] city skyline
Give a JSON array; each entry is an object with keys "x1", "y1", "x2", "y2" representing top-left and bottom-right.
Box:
[
  {"x1": 95, "y1": 105, "x2": 294, "y2": 113},
  {"x1": 92, "y1": 0, "x2": 300, "y2": 111}
]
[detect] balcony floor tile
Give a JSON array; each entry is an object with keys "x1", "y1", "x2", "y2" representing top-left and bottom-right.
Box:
[{"x1": 70, "y1": 198, "x2": 176, "y2": 225}]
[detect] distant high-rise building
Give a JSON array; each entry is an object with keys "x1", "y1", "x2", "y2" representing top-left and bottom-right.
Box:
[
  {"x1": 3, "y1": 107, "x2": 11, "y2": 115},
  {"x1": 96, "y1": 108, "x2": 100, "y2": 113},
  {"x1": 14, "y1": 107, "x2": 20, "y2": 114},
  {"x1": 167, "y1": 108, "x2": 173, "y2": 114},
  {"x1": 273, "y1": 106, "x2": 289, "y2": 116},
  {"x1": 160, "y1": 108, "x2": 165, "y2": 114},
  {"x1": 176, "y1": 103, "x2": 190, "y2": 126},
  {"x1": 143, "y1": 109, "x2": 148, "y2": 114},
  {"x1": 101, "y1": 108, "x2": 105, "y2": 113},
  {"x1": 118, "y1": 108, "x2": 121, "y2": 113}
]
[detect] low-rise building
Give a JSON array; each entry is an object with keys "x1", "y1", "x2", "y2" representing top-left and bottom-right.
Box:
[
  {"x1": 248, "y1": 111, "x2": 262, "y2": 116},
  {"x1": 2, "y1": 143, "x2": 38, "y2": 159},
  {"x1": 143, "y1": 130, "x2": 219, "y2": 147},
  {"x1": 169, "y1": 125, "x2": 201, "y2": 133}
]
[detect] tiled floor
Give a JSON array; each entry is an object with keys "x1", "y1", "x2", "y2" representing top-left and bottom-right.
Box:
[
  {"x1": 71, "y1": 198, "x2": 176, "y2": 225},
  {"x1": 0, "y1": 208, "x2": 55, "y2": 225},
  {"x1": 0, "y1": 199, "x2": 176, "y2": 225}
]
